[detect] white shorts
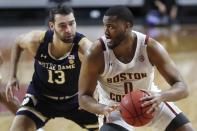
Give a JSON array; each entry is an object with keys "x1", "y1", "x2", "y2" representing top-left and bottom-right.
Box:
[{"x1": 98, "y1": 102, "x2": 182, "y2": 131}]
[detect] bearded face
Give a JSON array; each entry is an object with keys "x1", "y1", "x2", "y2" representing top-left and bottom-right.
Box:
[
  {"x1": 103, "y1": 15, "x2": 128, "y2": 49},
  {"x1": 50, "y1": 13, "x2": 77, "y2": 44}
]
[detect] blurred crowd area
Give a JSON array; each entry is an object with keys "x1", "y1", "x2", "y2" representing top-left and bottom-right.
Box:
[
  {"x1": 0, "y1": 1, "x2": 197, "y2": 130},
  {"x1": 0, "y1": 0, "x2": 197, "y2": 53},
  {"x1": 0, "y1": 0, "x2": 197, "y2": 26},
  {"x1": 0, "y1": 0, "x2": 197, "y2": 85}
]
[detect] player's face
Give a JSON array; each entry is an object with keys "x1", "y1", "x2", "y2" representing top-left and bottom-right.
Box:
[
  {"x1": 50, "y1": 13, "x2": 76, "y2": 43},
  {"x1": 103, "y1": 15, "x2": 127, "y2": 49}
]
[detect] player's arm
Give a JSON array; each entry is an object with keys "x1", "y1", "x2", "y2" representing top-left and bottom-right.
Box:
[
  {"x1": 0, "y1": 52, "x2": 3, "y2": 83},
  {"x1": 154, "y1": 0, "x2": 167, "y2": 14},
  {"x1": 79, "y1": 40, "x2": 104, "y2": 114},
  {"x1": 170, "y1": 1, "x2": 177, "y2": 20},
  {"x1": 0, "y1": 51, "x2": 3, "y2": 66},
  {"x1": 6, "y1": 30, "x2": 45, "y2": 100},
  {"x1": 141, "y1": 38, "x2": 189, "y2": 113},
  {"x1": 78, "y1": 37, "x2": 94, "y2": 61},
  {"x1": 10, "y1": 30, "x2": 45, "y2": 77},
  {"x1": 79, "y1": 40, "x2": 116, "y2": 115},
  {"x1": 145, "y1": 38, "x2": 189, "y2": 102}
]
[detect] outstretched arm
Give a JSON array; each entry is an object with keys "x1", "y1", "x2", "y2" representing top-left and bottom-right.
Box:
[
  {"x1": 6, "y1": 30, "x2": 45, "y2": 101},
  {"x1": 0, "y1": 92, "x2": 20, "y2": 114}
]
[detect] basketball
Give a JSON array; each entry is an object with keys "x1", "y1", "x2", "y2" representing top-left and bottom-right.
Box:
[{"x1": 119, "y1": 90, "x2": 154, "y2": 127}]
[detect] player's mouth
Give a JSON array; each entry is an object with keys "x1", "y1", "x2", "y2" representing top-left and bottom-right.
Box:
[
  {"x1": 105, "y1": 35, "x2": 112, "y2": 43},
  {"x1": 65, "y1": 34, "x2": 73, "y2": 39},
  {"x1": 106, "y1": 38, "x2": 112, "y2": 43},
  {"x1": 105, "y1": 34, "x2": 110, "y2": 38}
]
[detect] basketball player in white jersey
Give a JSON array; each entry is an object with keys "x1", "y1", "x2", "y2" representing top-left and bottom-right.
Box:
[{"x1": 79, "y1": 5, "x2": 194, "y2": 131}]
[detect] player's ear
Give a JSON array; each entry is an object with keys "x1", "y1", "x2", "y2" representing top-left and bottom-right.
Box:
[
  {"x1": 127, "y1": 22, "x2": 133, "y2": 28},
  {"x1": 48, "y1": 21, "x2": 54, "y2": 30},
  {"x1": 125, "y1": 22, "x2": 132, "y2": 31}
]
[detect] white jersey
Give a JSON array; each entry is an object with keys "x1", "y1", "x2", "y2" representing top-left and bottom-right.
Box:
[
  {"x1": 97, "y1": 31, "x2": 182, "y2": 130},
  {"x1": 98, "y1": 30, "x2": 160, "y2": 105}
]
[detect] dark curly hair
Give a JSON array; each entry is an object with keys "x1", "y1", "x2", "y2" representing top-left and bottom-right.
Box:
[
  {"x1": 104, "y1": 5, "x2": 134, "y2": 24},
  {"x1": 49, "y1": 4, "x2": 74, "y2": 22}
]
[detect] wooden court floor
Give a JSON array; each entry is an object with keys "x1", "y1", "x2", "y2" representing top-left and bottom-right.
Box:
[{"x1": 0, "y1": 25, "x2": 197, "y2": 131}]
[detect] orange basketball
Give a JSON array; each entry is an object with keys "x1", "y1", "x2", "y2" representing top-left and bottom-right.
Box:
[{"x1": 119, "y1": 90, "x2": 154, "y2": 127}]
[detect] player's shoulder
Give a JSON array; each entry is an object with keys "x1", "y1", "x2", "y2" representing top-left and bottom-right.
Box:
[
  {"x1": 79, "y1": 36, "x2": 92, "y2": 46},
  {"x1": 84, "y1": 38, "x2": 105, "y2": 73},
  {"x1": 146, "y1": 37, "x2": 168, "y2": 65},
  {"x1": 27, "y1": 30, "x2": 46, "y2": 43},
  {"x1": 17, "y1": 30, "x2": 46, "y2": 44},
  {"x1": 91, "y1": 39, "x2": 104, "y2": 54},
  {"x1": 78, "y1": 35, "x2": 93, "y2": 55},
  {"x1": 147, "y1": 37, "x2": 164, "y2": 51},
  {"x1": 84, "y1": 38, "x2": 104, "y2": 61}
]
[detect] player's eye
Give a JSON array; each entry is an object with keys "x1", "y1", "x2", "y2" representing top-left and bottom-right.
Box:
[
  {"x1": 59, "y1": 24, "x2": 67, "y2": 28},
  {"x1": 107, "y1": 25, "x2": 113, "y2": 29},
  {"x1": 104, "y1": 25, "x2": 114, "y2": 30},
  {"x1": 69, "y1": 21, "x2": 75, "y2": 26}
]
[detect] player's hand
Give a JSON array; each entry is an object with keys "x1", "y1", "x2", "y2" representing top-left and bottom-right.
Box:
[
  {"x1": 159, "y1": 5, "x2": 167, "y2": 14},
  {"x1": 101, "y1": 104, "x2": 119, "y2": 123},
  {"x1": 6, "y1": 77, "x2": 19, "y2": 101},
  {"x1": 140, "y1": 91, "x2": 162, "y2": 114}
]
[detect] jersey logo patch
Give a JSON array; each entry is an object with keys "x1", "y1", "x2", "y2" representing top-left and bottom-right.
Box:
[
  {"x1": 138, "y1": 55, "x2": 145, "y2": 62},
  {"x1": 69, "y1": 59, "x2": 75, "y2": 64},
  {"x1": 109, "y1": 61, "x2": 113, "y2": 66},
  {"x1": 41, "y1": 54, "x2": 47, "y2": 59},
  {"x1": 68, "y1": 55, "x2": 75, "y2": 64},
  {"x1": 68, "y1": 55, "x2": 75, "y2": 59}
]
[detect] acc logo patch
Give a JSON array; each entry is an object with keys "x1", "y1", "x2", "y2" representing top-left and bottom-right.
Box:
[
  {"x1": 69, "y1": 59, "x2": 74, "y2": 64},
  {"x1": 138, "y1": 55, "x2": 145, "y2": 62}
]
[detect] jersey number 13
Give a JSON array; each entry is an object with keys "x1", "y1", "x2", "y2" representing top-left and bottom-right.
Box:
[{"x1": 48, "y1": 70, "x2": 65, "y2": 84}]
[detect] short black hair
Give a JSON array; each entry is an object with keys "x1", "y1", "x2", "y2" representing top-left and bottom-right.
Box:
[
  {"x1": 49, "y1": 4, "x2": 74, "y2": 22},
  {"x1": 104, "y1": 5, "x2": 134, "y2": 24}
]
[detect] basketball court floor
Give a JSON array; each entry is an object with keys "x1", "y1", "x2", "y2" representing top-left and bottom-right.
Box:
[{"x1": 0, "y1": 25, "x2": 197, "y2": 131}]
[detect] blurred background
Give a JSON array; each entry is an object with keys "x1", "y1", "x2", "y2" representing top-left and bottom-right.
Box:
[{"x1": 0, "y1": 0, "x2": 197, "y2": 130}]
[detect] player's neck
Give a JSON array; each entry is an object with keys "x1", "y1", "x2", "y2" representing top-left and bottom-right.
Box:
[
  {"x1": 114, "y1": 32, "x2": 135, "y2": 52},
  {"x1": 50, "y1": 43, "x2": 73, "y2": 59},
  {"x1": 113, "y1": 32, "x2": 136, "y2": 63},
  {"x1": 50, "y1": 38, "x2": 73, "y2": 59},
  {"x1": 53, "y1": 35, "x2": 72, "y2": 46}
]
